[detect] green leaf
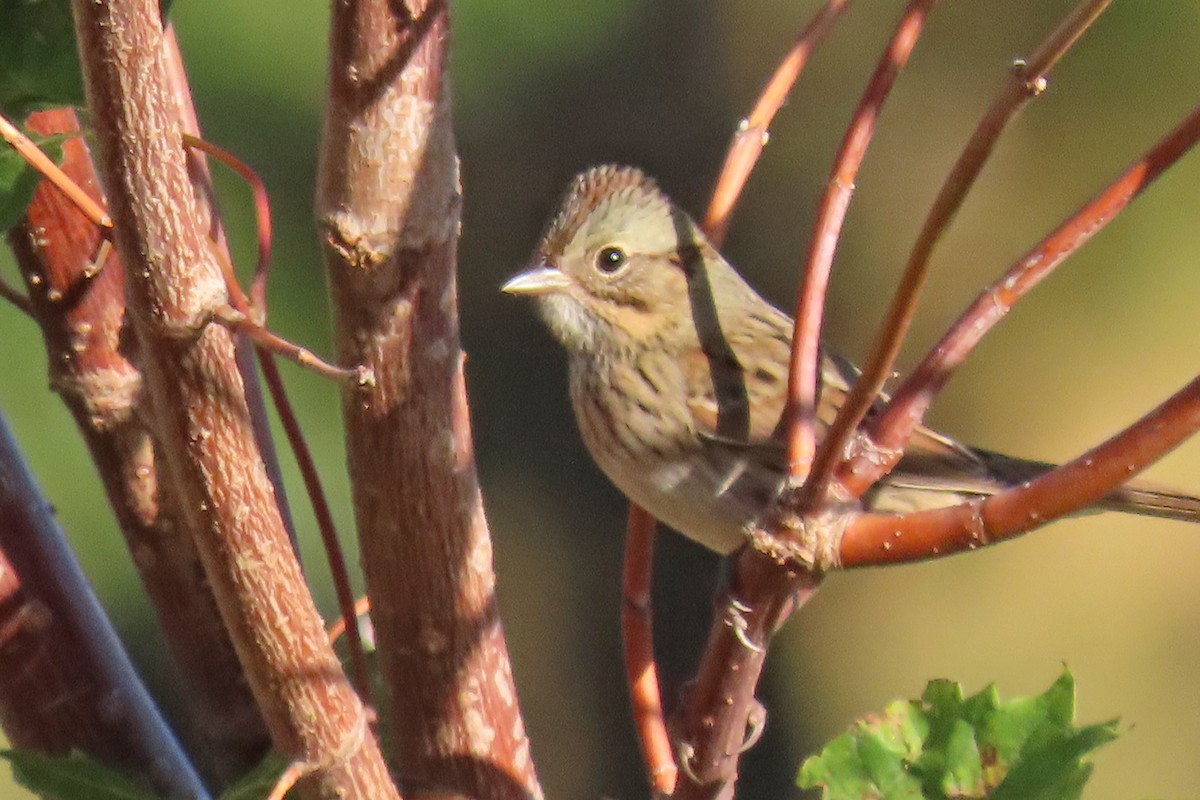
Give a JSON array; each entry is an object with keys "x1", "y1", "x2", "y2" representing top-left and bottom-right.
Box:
[
  {"x1": 217, "y1": 751, "x2": 291, "y2": 800},
  {"x1": 0, "y1": 750, "x2": 165, "y2": 800},
  {"x1": 0, "y1": 0, "x2": 85, "y2": 117},
  {"x1": 0, "y1": 130, "x2": 66, "y2": 231},
  {"x1": 798, "y1": 669, "x2": 1118, "y2": 800}
]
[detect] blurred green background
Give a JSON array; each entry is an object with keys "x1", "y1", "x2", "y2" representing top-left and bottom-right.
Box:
[{"x1": 2, "y1": 1, "x2": 1199, "y2": 797}]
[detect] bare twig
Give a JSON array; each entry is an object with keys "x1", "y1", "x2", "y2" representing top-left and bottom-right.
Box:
[
  {"x1": 0, "y1": 274, "x2": 32, "y2": 314},
  {"x1": 814, "y1": 0, "x2": 1115, "y2": 504},
  {"x1": 785, "y1": 0, "x2": 938, "y2": 487},
  {"x1": 180, "y1": 133, "x2": 274, "y2": 315},
  {"x1": 841, "y1": 372, "x2": 1200, "y2": 566},
  {"x1": 703, "y1": 0, "x2": 851, "y2": 246},
  {"x1": 1, "y1": 112, "x2": 113, "y2": 230},
  {"x1": 621, "y1": 505, "x2": 676, "y2": 796},
  {"x1": 842, "y1": 101, "x2": 1200, "y2": 501}
]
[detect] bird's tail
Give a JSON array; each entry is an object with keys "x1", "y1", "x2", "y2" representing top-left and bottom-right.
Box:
[
  {"x1": 971, "y1": 448, "x2": 1200, "y2": 524},
  {"x1": 1099, "y1": 482, "x2": 1200, "y2": 523}
]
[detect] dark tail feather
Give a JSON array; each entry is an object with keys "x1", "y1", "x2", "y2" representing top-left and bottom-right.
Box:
[
  {"x1": 1100, "y1": 482, "x2": 1200, "y2": 524},
  {"x1": 969, "y1": 448, "x2": 1200, "y2": 525}
]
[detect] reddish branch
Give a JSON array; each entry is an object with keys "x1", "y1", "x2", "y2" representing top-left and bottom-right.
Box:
[
  {"x1": 844, "y1": 101, "x2": 1200, "y2": 501},
  {"x1": 842, "y1": 372, "x2": 1200, "y2": 565},
  {"x1": 786, "y1": 0, "x2": 938, "y2": 487},
  {"x1": 673, "y1": 558, "x2": 820, "y2": 800},
  {"x1": 818, "y1": 0, "x2": 1115, "y2": 505},
  {"x1": 69, "y1": 2, "x2": 396, "y2": 797},
  {"x1": 315, "y1": 1, "x2": 541, "y2": 798},
  {"x1": 7, "y1": 107, "x2": 270, "y2": 783},
  {"x1": 621, "y1": 505, "x2": 676, "y2": 795},
  {"x1": 703, "y1": 0, "x2": 851, "y2": 244}
]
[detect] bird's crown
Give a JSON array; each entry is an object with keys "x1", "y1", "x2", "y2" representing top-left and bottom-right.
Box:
[{"x1": 540, "y1": 164, "x2": 682, "y2": 257}]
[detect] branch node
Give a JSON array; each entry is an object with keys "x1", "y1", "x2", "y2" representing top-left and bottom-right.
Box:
[
  {"x1": 1011, "y1": 58, "x2": 1050, "y2": 95},
  {"x1": 749, "y1": 507, "x2": 847, "y2": 572},
  {"x1": 676, "y1": 740, "x2": 702, "y2": 785},
  {"x1": 724, "y1": 600, "x2": 764, "y2": 654},
  {"x1": 739, "y1": 700, "x2": 768, "y2": 753}
]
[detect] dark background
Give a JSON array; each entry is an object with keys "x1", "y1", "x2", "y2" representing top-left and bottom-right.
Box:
[{"x1": 2, "y1": 2, "x2": 1199, "y2": 797}]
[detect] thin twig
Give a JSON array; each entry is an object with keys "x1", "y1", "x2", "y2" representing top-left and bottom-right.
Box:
[
  {"x1": 840, "y1": 100, "x2": 1200, "y2": 500},
  {"x1": 1, "y1": 113, "x2": 114, "y2": 231},
  {"x1": 621, "y1": 505, "x2": 676, "y2": 796},
  {"x1": 213, "y1": 304, "x2": 374, "y2": 385},
  {"x1": 327, "y1": 596, "x2": 372, "y2": 644},
  {"x1": 0, "y1": 275, "x2": 32, "y2": 315},
  {"x1": 785, "y1": 0, "x2": 938, "y2": 487},
  {"x1": 258, "y1": 350, "x2": 373, "y2": 708},
  {"x1": 806, "y1": 0, "x2": 1114, "y2": 506},
  {"x1": 703, "y1": 0, "x2": 852, "y2": 246},
  {"x1": 267, "y1": 760, "x2": 306, "y2": 800},
  {"x1": 841, "y1": 371, "x2": 1200, "y2": 566},
  {"x1": 181, "y1": 133, "x2": 274, "y2": 316}
]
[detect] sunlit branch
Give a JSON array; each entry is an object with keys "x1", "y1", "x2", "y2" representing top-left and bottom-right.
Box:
[
  {"x1": 841, "y1": 372, "x2": 1200, "y2": 566},
  {"x1": 807, "y1": 0, "x2": 1114, "y2": 505},
  {"x1": 785, "y1": 0, "x2": 938, "y2": 488}
]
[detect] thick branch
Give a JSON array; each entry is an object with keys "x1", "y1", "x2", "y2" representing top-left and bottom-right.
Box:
[
  {"x1": 315, "y1": 1, "x2": 540, "y2": 797},
  {"x1": 69, "y1": 2, "x2": 395, "y2": 797},
  {"x1": 673, "y1": 554, "x2": 820, "y2": 799},
  {"x1": 9, "y1": 106, "x2": 270, "y2": 785}
]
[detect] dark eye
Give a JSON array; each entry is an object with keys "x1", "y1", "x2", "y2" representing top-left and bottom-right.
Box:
[{"x1": 595, "y1": 246, "x2": 627, "y2": 274}]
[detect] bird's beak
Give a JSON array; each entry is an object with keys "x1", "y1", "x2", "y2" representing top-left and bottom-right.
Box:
[{"x1": 501, "y1": 264, "x2": 571, "y2": 296}]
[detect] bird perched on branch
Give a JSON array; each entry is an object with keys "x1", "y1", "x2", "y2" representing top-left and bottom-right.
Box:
[{"x1": 504, "y1": 164, "x2": 1200, "y2": 553}]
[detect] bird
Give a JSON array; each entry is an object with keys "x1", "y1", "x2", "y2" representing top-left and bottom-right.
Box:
[{"x1": 503, "y1": 164, "x2": 1200, "y2": 554}]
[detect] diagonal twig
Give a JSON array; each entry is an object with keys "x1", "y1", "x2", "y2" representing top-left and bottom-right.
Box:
[
  {"x1": 842, "y1": 100, "x2": 1200, "y2": 501},
  {"x1": 1, "y1": 112, "x2": 113, "y2": 231},
  {"x1": 806, "y1": 0, "x2": 1115, "y2": 506},
  {"x1": 841, "y1": 371, "x2": 1200, "y2": 566},
  {"x1": 703, "y1": 0, "x2": 852, "y2": 246},
  {"x1": 785, "y1": 0, "x2": 938, "y2": 488}
]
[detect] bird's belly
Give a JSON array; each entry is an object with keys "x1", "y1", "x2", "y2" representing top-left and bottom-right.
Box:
[
  {"x1": 568, "y1": 355, "x2": 781, "y2": 553},
  {"x1": 576, "y1": 410, "x2": 768, "y2": 553}
]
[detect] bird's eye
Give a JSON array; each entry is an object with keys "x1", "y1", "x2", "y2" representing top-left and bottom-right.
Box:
[{"x1": 595, "y1": 246, "x2": 627, "y2": 274}]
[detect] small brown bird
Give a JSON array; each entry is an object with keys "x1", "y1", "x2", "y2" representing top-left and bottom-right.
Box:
[{"x1": 504, "y1": 165, "x2": 1200, "y2": 553}]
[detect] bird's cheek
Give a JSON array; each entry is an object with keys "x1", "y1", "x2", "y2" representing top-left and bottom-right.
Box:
[{"x1": 537, "y1": 292, "x2": 599, "y2": 352}]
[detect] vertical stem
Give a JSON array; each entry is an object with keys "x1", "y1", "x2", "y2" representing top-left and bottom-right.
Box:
[
  {"x1": 70, "y1": 2, "x2": 397, "y2": 796},
  {"x1": 316, "y1": 1, "x2": 541, "y2": 797}
]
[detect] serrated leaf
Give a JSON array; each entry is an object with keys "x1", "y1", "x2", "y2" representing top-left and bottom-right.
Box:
[
  {"x1": 218, "y1": 751, "x2": 291, "y2": 800},
  {"x1": 798, "y1": 699, "x2": 927, "y2": 800},
  {"x1": 0, "y1": 750, "x2": 165, "y2": 800},
  {"x1": 0, "y1": 0, "x2": 85, "y2": 117},
  {"x1": 798, "y1": 669, "x2": 1118, "y2": 800}
]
